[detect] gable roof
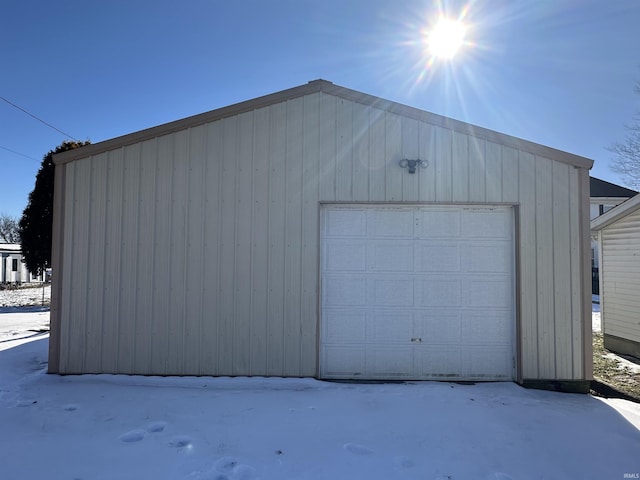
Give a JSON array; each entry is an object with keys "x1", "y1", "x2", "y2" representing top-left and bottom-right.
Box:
[
  {"x1": 590, "y1": 176, "x2": 638, "y2": 198},
  {"x1": 54, "y1": 79, "x2": 594, "y2": 170},
  {"x1": 0, "y1": 243, "x2": 22, "y2": 253},
  {"x1": 591, "y1": 193, "x2": 640, "y2": 231}
]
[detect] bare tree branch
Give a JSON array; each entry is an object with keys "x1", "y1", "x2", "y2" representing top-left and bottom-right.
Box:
[
  {"x1": 0, "y1": 213, "x2": 20, "y2": 243},
  {"x1": 609, "y1": 80, "x2": 640, "y2": 191}
]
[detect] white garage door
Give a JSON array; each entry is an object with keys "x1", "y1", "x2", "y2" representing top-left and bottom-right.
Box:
[{"x1": 320, "y1": 205, "x2": 515, "y2": 381}]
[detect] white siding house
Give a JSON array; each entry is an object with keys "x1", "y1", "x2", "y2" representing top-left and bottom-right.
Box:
[
  {"x1": 49, "y1": 80, "x2": 594, "y2": 391},
  {"x1": 589, "y1": 177, "x2": 637, "y2": 281},
  {"x1": 0, "y1": 244, "x2": 38, "y2": 284},
  {"x1": 591, "y1": 194, "x2": 640, "y2": 358}
]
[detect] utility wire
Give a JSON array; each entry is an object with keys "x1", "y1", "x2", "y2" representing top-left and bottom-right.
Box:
[
  {"x1": 0, "y1": 95, "x2": 79, "y2": 141},
  {"x1": 0, "y1": 145, "x2": 38, "y2": 162}
]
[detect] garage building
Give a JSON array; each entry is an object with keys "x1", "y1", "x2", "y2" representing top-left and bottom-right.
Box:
[{"x1": 49, "y1": 80, "x2": 593, "y2": 391}]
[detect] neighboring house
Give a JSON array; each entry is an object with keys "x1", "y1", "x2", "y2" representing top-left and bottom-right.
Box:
[
  {"x1": 591, "y1": 194, "x2": 640, "y2": 358},
  {"x1": 49, "y1": 80, "x2": 594, "y2": 392},
  {"x1": 0, "y1": 243, "x2": 40, "y2": 284},
  {"x1": 589, "y1": 177, "x2": 637, "y2": 293}
]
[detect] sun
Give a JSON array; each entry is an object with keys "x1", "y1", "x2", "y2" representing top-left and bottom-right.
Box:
[{"x1": 427, "y1": 18, "x2": 467, "y2": 59}]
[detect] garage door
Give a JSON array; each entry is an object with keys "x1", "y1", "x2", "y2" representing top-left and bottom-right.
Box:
[{"x1": 320, "y1": 205, "x2": 515, "y2": 381}]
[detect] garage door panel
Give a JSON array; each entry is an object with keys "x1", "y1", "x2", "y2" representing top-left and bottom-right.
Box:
[
  {"x1": 418, "y1": 310, "x2": 461, "y2": 344},
  {"x1": 323, "y1": 309, "x2": 366, "y2": 343},
  {"x1": 417, "y1": 243, "x2": 460, "y2": 272},
  {"x1": 461, "y1": 312, "x2": 513, "y2": 345},
  {"x1": 370, "y1": 277, "x2": 414, "y2": 306},
  {"x1": 462, "y1": 347, "x2": 513, "y2": 379},
  {"x1": 419, "y1": 210, "x2": 461, "y2": 238},
  {"x1": 321, "y1": 205, "x2": 514, "y2": 381},
  {"x1": 464, "y1": 278, "x2": 512, "y2": 308},
  {"x1": 462, "y1": 243, "x2": 511, "y2": 273},
  {"x1": 369, "y1": 347, "x2": 414, "y2": 377},
  {"x1": 324, "y1": 240, "x2": 367, "y2": 271},
  {"x1": 322, "y1": 346, "x2": 365, "y2": 377},
  {"x1": 325, "y1": 209, "x2": 367, "y2": 237},
  {"x1": 416, "y1": 346, "x2": 462, "y2": 378},
  {"x1": 368, "y1": 240, "x2": 414, "y2": 272},
  {"x1": 417, "y1": 279, "x2": 461, "y2": 307},
  {"x1": 369, "y1": 209, "x2": 415, "y2": 236},
  {"x1": 462, "y1": 209, "x2": 511, "y2": 238},
  {"x1": 367, "y1": 311, "x2": 413, "y2": 342},
  {"x1": 324, "y1": 275, "x2": 366, "y2": 306}
]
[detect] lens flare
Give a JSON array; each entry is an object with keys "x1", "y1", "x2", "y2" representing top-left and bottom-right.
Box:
[{"x1": 428, "y1": 18, "x2": 467, "y2": 58}]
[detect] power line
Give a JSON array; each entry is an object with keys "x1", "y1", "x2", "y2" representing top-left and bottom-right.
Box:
[
  {"x1": 0, "y1": 145, "x2": 38, "y2": 162},
  {"x1": 0, "y1": 95, "x2": 79, "y2": 141}
]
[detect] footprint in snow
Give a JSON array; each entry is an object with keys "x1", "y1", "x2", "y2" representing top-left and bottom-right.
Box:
[
  {"x1": 119, "y1": 429, "x2": 145, "y2": 443},
  {"x1": 343, "y1": 443, "x2": 373, "y2": 455},
  {"x1": 169, "y1": 436, "x2": 193, "y2": 449},
  {"x1": 184, "y1": 458, "x2": 256, "y2": 480},
  {"x1": 63, "y1": 404, "x2": 78, "y2": 412},
  {"x1": 147, "y1": 421, "x2": 166, "y2": 433}
]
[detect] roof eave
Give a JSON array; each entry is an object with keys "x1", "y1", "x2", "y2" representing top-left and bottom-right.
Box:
[
  {"x1": 53, "y1": 79, "x2": 594, "y2": 170},
  {"x1": 591, "y1": 194, "x2": 640, "y2": 231}
]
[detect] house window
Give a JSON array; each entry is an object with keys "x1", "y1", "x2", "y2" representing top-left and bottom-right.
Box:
[{"x1": 12, "y1": 259, "x2": 18, "y2": 272}]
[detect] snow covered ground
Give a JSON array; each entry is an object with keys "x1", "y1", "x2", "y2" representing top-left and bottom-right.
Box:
[
  {"x1": 0, "y1": 283, "x2": 50, "y2": 309},
  {"x1": 0, "y1": 306, "x2": 639, "y2": 479}
]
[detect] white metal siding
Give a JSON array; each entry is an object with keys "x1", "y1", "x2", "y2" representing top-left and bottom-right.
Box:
[
  {"x1": 600, "y1": 209, "x2": 640, "y2": 343},
  {"x1": 320, "y1": 205, "x2": 515, "y2": 380},
  {"x1": 54, "y1": 91, "x2": 590, "y2": 380}
]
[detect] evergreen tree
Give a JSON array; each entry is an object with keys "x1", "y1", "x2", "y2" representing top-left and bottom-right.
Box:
[{"x1": 19, "y1": 140, "x2": 89, "y2": 274}]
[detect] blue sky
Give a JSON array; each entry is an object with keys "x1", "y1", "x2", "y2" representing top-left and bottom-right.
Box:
[{"x1": 1, "y1": 0, "x2": 639, "y2": 218}]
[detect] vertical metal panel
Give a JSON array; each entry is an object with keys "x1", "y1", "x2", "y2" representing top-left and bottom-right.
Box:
[
  {"x1": 551, "y1": 162, "x2": 573, "y2": 378},
  {"x1": 318, "y1": 95, "x2": 336, "y2": 201},
  {"x1": 266, "y1": 102, "x2": 286, "y2": 374},
  {"x1": 167, "y1": 130, "x2": 189, "y2": 375},
  {"x1": 59, "y1": 162, "x2": 76, "y2": 372},
  {"x1": 150, "y1": 135, "x2": 173, "y2": 372},
  {"x1": 301, "y1": 94, "x2": 321, "y2": 375},
  {"x1": 434, "y1": 126, "x2": 452, "y2": 201},
  {"x1": 201, "y1": 121, "x2": 223, "y2": 373},
  {"x1": 501, "y1": 146, "x2": 519, "y2": 203},
  {"x1": 48, "y1": 162, "x2": 66, "y2": 372},
  {"x1": 518, "y1": 151, "x2": 538, "y2": 378},
  {"x1": 385, "y1": 113, "x2": 402, "y2": 200},
  {"x1": 336, "y1": 98, "x2": 353, "y2": 200},
  {"x1": 250, "y1": 106, "x2": 271, "y2": 375},
  {"x1": 85, "y1": 152, "x2": 108, "y2": 373},
  {"x1": 468, "y1": 136, "x2": 485, "y2": 202},
  {"x1": 535, "y1": 156, "x2": 555, "y2": 378},
  {"x1": 101, "y1": 148, "x2": 124, "y2": 373},
  {"x1": 233, "y1": 112, "x2": 255, "y2": 375},
  {"x1": 284, "y1": 98, "x2": 304, "y2": 375},
  {"x1": 452, "y1": 131, "x2": 469, "y2": 202},
  {"x1": 368, "y1": 108, "x2": 386, "y2": 201},
  {"x1": 68, "y1": 159, "x2": 91, "y2": 372},
  {"x1": 218, "y1": 116, "x2": 238, "y2": 374},
  {"x1": 55, "y1": 90, "x2": 590, "y2": 381},
  {"x1": 352, "y1": 103, "x2": 370, "y2": 202},
  {"x1": 117, "y1": 143, "x2": 141, "y2": 373},
  {"x1": 418, "y1": 123, "x2": 435, "y2": 202},
  {"x1": 184, "y1": 125, "x2": 206, "y2": 374},
  {"x1": 134, "y1": 138, "x2": 157, "y2": 373},
  {"x1": 485, "y1": 142, "x2": 502, "y2": 203},
  {"x1": 401, "y1": 116, "x2": 420, "y2": 201}
]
